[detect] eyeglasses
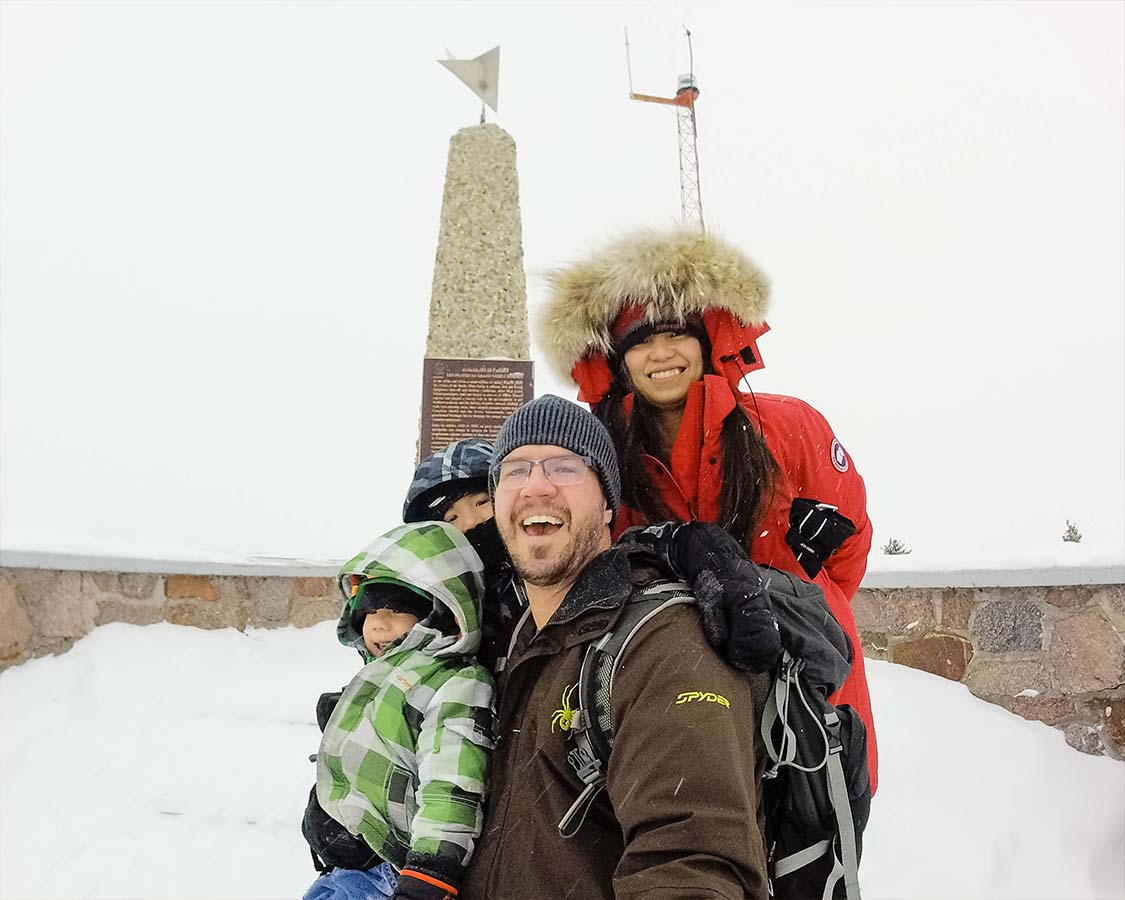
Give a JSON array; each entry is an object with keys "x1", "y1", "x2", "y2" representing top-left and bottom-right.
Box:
[{"x1": 493, "y1": 454, "x2": 593, "y2": 491}]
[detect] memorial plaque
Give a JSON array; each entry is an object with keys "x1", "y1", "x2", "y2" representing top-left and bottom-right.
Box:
[{"x1": 419, "y1": 357, "x2": 534, "y2": 460}]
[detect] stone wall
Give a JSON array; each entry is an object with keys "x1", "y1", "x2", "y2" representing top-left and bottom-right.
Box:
[
  {"x1": 854, "y1": 583, "x2": 1125, "y2": 759},
  {"x1": 0, "y1": 566, "x2": 340, "y2": 669},
  {"x1": 3, "y1": 561, "x2": 1122, "y2": 761}
]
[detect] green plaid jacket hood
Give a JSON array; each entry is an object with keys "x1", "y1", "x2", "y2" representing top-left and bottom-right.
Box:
[
  {"x1": 318, "y1": 522, "x2": 495, "y2": 885},
  {"x1": 335, "y1": 521, "x2": 486, "y2": 663}
]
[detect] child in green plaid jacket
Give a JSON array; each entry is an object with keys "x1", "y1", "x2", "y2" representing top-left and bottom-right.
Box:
[{"x1": 304, "y1": 521, "x2": 496, "y2": 900}]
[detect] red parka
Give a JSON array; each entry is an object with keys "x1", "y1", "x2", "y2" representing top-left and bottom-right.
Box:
[
  {"x1": 540, "y1": 227, "x2": 878, "y2": 793},
  {"x1": 610, "y1": 375, "x2": 879, "y2": 794}
]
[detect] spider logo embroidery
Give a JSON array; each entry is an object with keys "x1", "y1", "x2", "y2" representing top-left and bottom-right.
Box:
[{"x1": 551, "y1": 683, "x2": 578, "y2": 732}]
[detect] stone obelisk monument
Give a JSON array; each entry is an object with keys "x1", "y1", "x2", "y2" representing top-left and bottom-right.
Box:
[
  {"x1": 426, "y1": 123, "x2": 529, "y2": 360},
  {"x1": 417, "y1": 47, "x2": 533, "y2": 459}
]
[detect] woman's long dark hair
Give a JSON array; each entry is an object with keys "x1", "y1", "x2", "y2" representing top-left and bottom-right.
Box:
[{"x1": 593, "y1": 345, "x2": 778, "y2": 548}]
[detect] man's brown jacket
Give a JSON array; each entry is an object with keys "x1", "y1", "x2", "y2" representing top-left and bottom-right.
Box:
[{"x1": 462, "y1": 548, "x2": 770, "y2": 900}]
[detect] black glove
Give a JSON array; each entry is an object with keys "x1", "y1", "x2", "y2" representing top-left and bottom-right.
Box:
[
  {"x1": 671, "y1": 522, "x2": 782, "y2": 673},
  {"x1": 669, "y1": 521, "x2": 749, "y2": 579},
  {"x1": 392, "y1": 870, "x2": 458, "y2": 900},
  {"x1": 301, "y1": 786, "x2": 381, "y2": 873},
  {"x1": 692, "y1": 563, "x2": 782, "y2": 673},
  {"x1": 785, "y1": 498, "x2": 857, "y2": 579}
]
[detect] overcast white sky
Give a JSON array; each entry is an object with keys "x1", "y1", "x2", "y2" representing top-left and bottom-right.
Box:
[{"x1": 1, "y1": 1, "x2": 1122, "y2": 563}]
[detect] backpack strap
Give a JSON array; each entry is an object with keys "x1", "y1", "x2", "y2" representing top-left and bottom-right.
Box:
[
  {"x1": 557, "y1": 579, "x2": 694, "y2": 838},
  {"x1": 826, "y1": 720, "x2": 861, "y2": 900},
  {"x1": 495, "y1": 582, "x2": 533, "y2": 674},
  {"x1": 499, "y1": 605, "x2": 533, "y2": 674},
  {"x1": 763, "y1": 653, "x2": 862, "y2": 900}
]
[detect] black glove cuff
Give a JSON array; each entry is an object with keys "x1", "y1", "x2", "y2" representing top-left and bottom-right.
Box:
[
  {"x1": 615, "y1": 523, "x2": 681, "y2": 576},
  {"x1": 785, "y1": 499, "x2": 857, "y2": 579},
  {"x1": 393, "y1": 869, "x2": 459, "y2": 900}
]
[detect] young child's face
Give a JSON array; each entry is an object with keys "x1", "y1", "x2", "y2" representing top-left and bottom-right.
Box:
[
  {"x1": 362, "y1": 608, "x2": 421, "y2": 657},
  {"x1": 442, "y1": 490, "x2": 493, "y2": 534}
]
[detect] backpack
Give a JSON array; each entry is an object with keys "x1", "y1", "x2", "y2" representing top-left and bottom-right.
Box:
[{"x1": 557, "y1": 563, "x2": 871, "y2": 900}]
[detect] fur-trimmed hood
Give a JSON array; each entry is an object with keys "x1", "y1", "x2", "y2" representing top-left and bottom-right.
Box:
[{"x1": 537, "y1": 228, "x2": 771, "y2": 385}]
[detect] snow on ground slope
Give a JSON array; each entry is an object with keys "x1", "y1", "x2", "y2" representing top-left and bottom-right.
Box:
[
  {"x1": 1, "y1": 623, "x2": 1122, "y2": 900},
  {"x1": 861, "y1": 660, "x2": 1124, "y2": 899}
]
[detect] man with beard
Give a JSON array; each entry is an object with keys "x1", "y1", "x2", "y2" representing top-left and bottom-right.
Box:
[{"x1": 461, "y1": 395, "x2": 770, "y2": 900}]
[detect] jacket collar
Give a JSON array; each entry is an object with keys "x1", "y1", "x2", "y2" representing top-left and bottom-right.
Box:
[
  {"x1": 621, "y1": 374, "x2": 738, "y2": 445},
  {"x1": 550, "y1": 547, "x2": 634, "y2": 624},
  {"x1": 621, "y1": 374, "x2": 738, "y2": 522},
  {"x1": 514, "y1": 548, "x2": 635, "y2": 652}
]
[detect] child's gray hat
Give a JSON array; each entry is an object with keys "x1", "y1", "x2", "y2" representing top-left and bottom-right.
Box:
[{"x1": 490, "y1": 395, "x2": 621, "y2": 511}]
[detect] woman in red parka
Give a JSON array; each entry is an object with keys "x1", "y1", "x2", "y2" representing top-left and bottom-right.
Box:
[{"x1": 537, "y1": 226, "x2": 878, "y2": 793}]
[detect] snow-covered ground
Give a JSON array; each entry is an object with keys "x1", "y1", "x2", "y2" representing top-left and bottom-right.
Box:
[{"x1": 1, "y1": 622, "x2": 1122, "y2": 900}]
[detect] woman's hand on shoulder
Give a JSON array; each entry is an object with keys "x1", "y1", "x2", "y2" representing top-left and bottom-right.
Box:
[{"x1": 671, "y1": 522, "x2": 782, "y2": 674}]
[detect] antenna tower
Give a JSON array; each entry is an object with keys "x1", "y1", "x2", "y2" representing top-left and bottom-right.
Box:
[{"x1": 625, "y1": 28, "x2": 705, "y2": 231}]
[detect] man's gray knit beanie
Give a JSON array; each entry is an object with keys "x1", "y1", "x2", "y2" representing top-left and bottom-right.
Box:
[{"x1": 490, "y1": 395, "x2": 622, "y2": 511}]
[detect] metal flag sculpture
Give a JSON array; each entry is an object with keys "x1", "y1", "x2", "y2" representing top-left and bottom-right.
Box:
[{"x1": 439, "y1": 46, "x2": 500, "y2": 123}]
